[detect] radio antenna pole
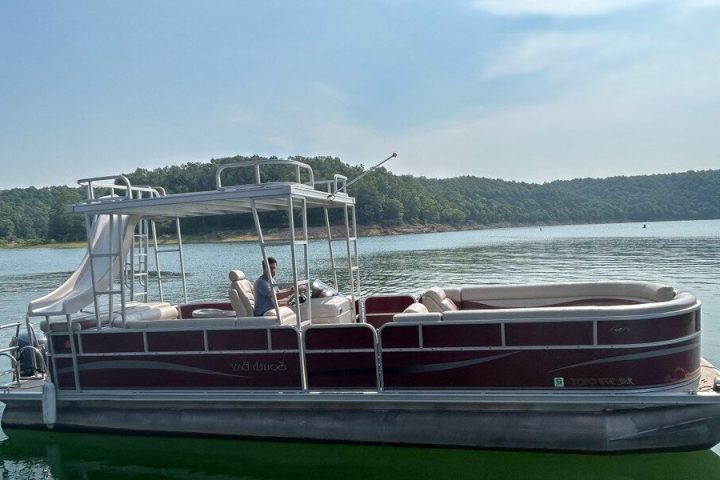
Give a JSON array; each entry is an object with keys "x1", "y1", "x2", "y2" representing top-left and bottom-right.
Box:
[{"x1": 345, "y1": 152, "x2": 397, "y2": 189}]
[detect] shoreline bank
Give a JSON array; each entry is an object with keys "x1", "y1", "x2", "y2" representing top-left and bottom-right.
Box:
[
  {"x1": 0, "y1": 222, "x2": 505, "y2": 249},
  {"x1": 2, "y1": 218, "x2": 671, "y2": 249}
]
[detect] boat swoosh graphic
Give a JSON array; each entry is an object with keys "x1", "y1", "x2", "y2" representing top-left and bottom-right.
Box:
[
  {"x1": 58, "y1": 360, "x2": 252, "y2": 379},
  {"x1": 549, "y1": 344, "x2": 698, "y2": 373},
  {"x1": 387, "y1": 351, "x2": 521, "y2": 374}
]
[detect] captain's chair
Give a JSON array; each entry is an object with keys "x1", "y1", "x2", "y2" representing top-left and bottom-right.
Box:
[
  {"x1": 228, "y1": 270, "x2": 297, "y2": 325},
  {"x1": 228, "y1": 270, "x2": 255, "y2": 317}
]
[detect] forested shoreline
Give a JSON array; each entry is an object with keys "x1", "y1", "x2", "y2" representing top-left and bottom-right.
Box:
[{"x1": 1, "y1": 155, "x2": 719, "y2": 247}]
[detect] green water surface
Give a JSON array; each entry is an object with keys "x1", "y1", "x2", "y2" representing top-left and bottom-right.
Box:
[{"x1": 2, "y1": 428, "x2": 720, "y2": 480}]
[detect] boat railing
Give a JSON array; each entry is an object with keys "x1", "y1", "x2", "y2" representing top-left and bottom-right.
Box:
[
  {"x1": 303, "y1": 322, "x2": 381, "y2": 391},
  {"x1": 77, "y1": 175, "x2": 165, "y2": 203},
  {"x1": 16, "y1": 345, "x2": 48, "y2": 375},
  {"x1": 215, "y1": 159, "x2": 315, "y2": 190},
  {"x1": 315, "y1": 175, "x2": 348, "y2": 194},
  {"x1": 0, "y1": 322, "x2": 23, "y2": 386},
  {"x1": 77, "y1": 175, "x2": 133, "y2": 201},
  {"x1": 39, "y1": 281, "x2": 704, "y2": 394}
]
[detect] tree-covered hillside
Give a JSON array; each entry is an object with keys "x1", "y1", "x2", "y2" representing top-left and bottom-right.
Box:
[
  {"x1": 0, "y1": 186, "x2": 86, "y2": 244},
  {"x1": 1, "y1": 155, "x2": 719, "y2": 245}
]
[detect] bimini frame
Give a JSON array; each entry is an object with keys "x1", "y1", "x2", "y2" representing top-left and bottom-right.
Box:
[{"x1": 71, "y1": 159, "x2": 360, "y2": 327}]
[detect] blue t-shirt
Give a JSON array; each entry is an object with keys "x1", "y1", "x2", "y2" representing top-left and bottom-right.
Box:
[{"x1": 253, "y1": 276, "x2": 276, "y2": 316}]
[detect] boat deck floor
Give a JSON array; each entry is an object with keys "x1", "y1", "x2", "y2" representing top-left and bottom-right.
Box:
[
  {"x1": 698, "y1": 359, "x2": 720, "y2": 395},
  {"x1": 1, "y1": 377, "x2": 43, "y2": 396}
]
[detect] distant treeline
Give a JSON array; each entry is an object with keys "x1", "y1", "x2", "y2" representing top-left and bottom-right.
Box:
[{"x1": 1, "y1": 155, "x2": 719, "y2": 245}]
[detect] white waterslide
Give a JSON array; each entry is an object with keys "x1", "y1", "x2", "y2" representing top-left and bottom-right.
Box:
[{"x1": 28, "y1": 214, "x2": 139, "y2": 316}]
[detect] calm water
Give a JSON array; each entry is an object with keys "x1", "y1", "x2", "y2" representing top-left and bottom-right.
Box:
[{"x1": 0, "y1": 219, "x2": 719, "y2": 478}]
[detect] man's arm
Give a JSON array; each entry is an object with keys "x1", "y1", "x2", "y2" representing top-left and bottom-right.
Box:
[{"x1": 276, "y1": 285, "x2": 307, "y2": 304}]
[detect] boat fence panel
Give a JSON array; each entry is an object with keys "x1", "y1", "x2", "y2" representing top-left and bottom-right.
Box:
[
  {"x1": 378, "y1": 320, "x2": 702, "y2": 391},
  {"x1": 362, "y1": 295, "x2": 416, "y2": 328},
  {"x1": 304, "y1": 324, "x2": 379, "y2": 390},
  {"x1": 48, "y1": 326, "x2": 304, "y2": 391},
  {"x1": 596, "y1": 312, "x2": 697, "y2": 345},
  {"x1": 504, "y1": 321, "x2": 594, "y2": 346}
]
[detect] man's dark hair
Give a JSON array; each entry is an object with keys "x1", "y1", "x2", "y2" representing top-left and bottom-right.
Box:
[{"x1": 261, "y1": 257, "x2": 277, "y2": 274}]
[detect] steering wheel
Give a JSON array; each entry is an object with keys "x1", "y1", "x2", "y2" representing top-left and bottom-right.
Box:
[{"x1": 286, "y1": 292, "x2": 307, "y2": 307}]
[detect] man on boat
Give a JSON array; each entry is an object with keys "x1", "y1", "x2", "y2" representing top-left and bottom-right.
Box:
[{"x1": 253, "y1": 257, "x2": 302, "y2": 315}]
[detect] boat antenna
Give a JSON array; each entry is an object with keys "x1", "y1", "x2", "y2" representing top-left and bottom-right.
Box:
[{"x1": 329, "y1": 152, "x2": 397, "y2": 198}]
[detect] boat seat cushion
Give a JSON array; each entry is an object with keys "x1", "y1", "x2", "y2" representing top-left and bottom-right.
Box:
[
  {"x1": 459, "y1": 281, "x2": 676, "y2": 306},
  {"x1": 42, "y1": 302, "x2": 178, "y2": 332},
  {"x1": 263, "y1": 306, "x2": 297, "y2": 325},
  {"x1": 192, "y1": 308, "x2": 237, "y2": 318},
  {"x1": 123, "y1": 317, "x2": 237, "y2": 329},
  {"x1": 228, "y1": 270, "x2": 255, "y2": 317},
  {"x1": 421, "y1": 287, "x2": 459, "y2": 313},
  {"x1": 403, "y1": 302, "x2": 429, "y2": 313},
  {"x1": 122, "y1": 303, "x2": 179, "y2": 322},
  {"x1": 393, "y1": 312, "x2": 442, "y2": 323},
  {"x1": 121, "y1": 316, "x2": 283, "y2": 329},
  {"x1": 440, "y1": 291, "x2": 697, "y2": 322},
  {"x1": 109, "y1": 302, "x2": 180, "y2": 327}
]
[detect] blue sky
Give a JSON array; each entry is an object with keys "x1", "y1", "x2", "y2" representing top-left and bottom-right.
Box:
[{"x1": 1, "y1": 0, "x2": 719, "y2": 189}]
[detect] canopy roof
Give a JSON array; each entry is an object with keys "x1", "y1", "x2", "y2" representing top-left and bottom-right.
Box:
[
  {"x1": 72, "y1": 159, "x2": 355, "y2": 219},
  {"x1": 71, "y1": 180, "x2": 354, "y2": 219}
]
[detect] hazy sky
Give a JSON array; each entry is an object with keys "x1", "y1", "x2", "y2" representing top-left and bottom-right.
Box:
[{"x1": 1, "y1": 1, "x2": 719, "y2": 189}]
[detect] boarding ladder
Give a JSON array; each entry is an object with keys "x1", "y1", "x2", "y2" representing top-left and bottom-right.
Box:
[
  {"x1": 126, "y1": 190, "x2": 153, "y2": 303},
  {"x1": 124, "y1": 187, "x2": 187, "y2": 305},
  {"x1": 318, "y1": 174, "x2": 360, "y2": 319},
  {"x1": 124, "y1": 186, "x2": 188, "y2": 305},
  {"x1": 150, "y1": 207, "x2": 189, "y2": 305}
]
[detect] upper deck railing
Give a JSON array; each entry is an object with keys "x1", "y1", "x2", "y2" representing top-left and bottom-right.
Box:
[
  {"x1": 315, "y1": 174, "x2": 348, "y2": 195},
  {"x1": 215, "y1": 159, "x2": 315, "y2": 190},
  {"x1": 77, "y1": 175, "x2": 165, "y2": 202}
]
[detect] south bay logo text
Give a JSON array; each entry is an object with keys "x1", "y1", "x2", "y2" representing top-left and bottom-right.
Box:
[{"x1": 231, "y1": 361, "x2": 287, "y2": 372}]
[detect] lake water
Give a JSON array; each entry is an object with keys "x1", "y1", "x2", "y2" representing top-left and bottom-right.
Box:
[{"x1": 1, "y1": 219, "x2": 719, "y2": 478}]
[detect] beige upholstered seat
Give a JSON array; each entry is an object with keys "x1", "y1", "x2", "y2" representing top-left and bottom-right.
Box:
[
  {"x1": 228, "y1": 270, "x2": 255, "y2": 317},
  {"x1": 403, "y1": 302, "x2": 429, "y2": 313},
  {"x1": 265, "y1": 306, "x2": 298, "y2": 325},
  {"x1": 421, "y1": 287, "x2": 460, "y2": 313},
  {"x1": 228, "y1": 270, "x2": 297, "y2": 325},
  {"x1": 391, "y1": 301, "x2": 441, "y2": 322}
]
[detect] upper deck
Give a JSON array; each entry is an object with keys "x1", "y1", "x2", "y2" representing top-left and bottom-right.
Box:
[{"x1": 71, "y1": 159, "x2": 355, "y2": 219}]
